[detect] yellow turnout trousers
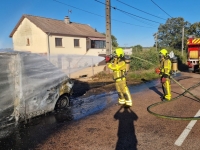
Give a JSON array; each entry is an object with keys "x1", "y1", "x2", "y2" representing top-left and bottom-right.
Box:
[
  {"x1": 161, "y1": 77, "x2": 171, "y2": 100},
  {"x1": 115, "y1": 78, "x2": 132, "y2": 106}
]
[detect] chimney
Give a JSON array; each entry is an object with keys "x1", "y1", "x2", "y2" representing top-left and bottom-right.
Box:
[{"x1": 64, "y1": 16, "x2": 70, "y2": 24}]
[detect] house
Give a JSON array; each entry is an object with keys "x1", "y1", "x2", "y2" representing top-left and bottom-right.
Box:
[
  {"x1": 9, "y1": 14, "x2": 107, "y2": 78},
  {"x1": 9, "y1": 14, "x2": 106, "y2": 57}
]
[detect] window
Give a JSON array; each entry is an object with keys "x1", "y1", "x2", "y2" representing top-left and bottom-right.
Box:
[
  {"x1": 74, "y1": 39, "x2": 80, "y2": 47},
  {"x1": 55, "y1": 38, "x2": 62, "y2": 47},
  {"x1": 26, "y1": 38, "x2": 30, "y2": 46},
  {"x1": 91, "y1": 40, "x2": 105, "y2": 49}
]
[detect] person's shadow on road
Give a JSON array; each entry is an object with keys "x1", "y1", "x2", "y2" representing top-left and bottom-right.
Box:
[
  {"x1": 114, "y1": 106, "x2": 138, "y2": 150},
  {"x1": 149, "y1": 86, "x2": 163, "y2": 97},
  {"x1": 141, "y1": 78, "x2": 163, "y2": 97}
]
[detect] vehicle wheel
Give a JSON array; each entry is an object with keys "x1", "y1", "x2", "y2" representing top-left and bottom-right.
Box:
[{"x1": 55, "y1": 95, "x2": 70, "y2": 110}]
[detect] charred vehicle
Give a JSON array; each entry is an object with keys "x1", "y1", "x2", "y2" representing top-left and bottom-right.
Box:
[{"x1": 0, "y1": 51, "x2": 74, "y2": 127}]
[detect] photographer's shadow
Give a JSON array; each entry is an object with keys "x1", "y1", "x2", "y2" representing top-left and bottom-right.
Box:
[{"x1": 114, "y1": 106, "x2": 138, "y2": 150}]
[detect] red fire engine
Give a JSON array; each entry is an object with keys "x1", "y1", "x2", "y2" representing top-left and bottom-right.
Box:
[{"x1": 187, "y1": 35, "x2": 200, "y2": 72}]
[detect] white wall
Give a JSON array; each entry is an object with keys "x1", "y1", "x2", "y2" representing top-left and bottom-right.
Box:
[
  {"x1": 49, "y1": 36, "x2": 106, "y2": 56},
  {"x1": 86, "y1": 48, "x2": 106, "y2": 56},
  {"x1": 48, "y1": 35, "x2": 87, "y2": 55},
  {"x1": 12, "y1": 18, "x2": 47, "y2": 53}
]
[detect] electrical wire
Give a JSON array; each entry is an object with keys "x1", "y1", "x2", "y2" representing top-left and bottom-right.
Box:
[
  {"x1": 116, "y1": 0, "x2": 167, "y2": 20},
  {"x1": 150, "y1": 0, "x2": 172, "y2": 18},
  {"x1": 95, "y1": 0, "x2": 163, "y2": 24},
  {"x1": 124, "y1": 14, "x2": 158, "y2": 28},
  {"x1": 53, "y1": 0, "x2": 104, "y2": 18},
  {"x1": 53, "y1": 0, "x2": 156, "y2": 28}
]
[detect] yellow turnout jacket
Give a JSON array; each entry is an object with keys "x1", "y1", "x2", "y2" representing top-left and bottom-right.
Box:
[
  {"x1": 160, "y1": 58, "x2": 172, "y2": 77},
  {"x1": 107, "y1": 58, "x2": 126, "y2": 81}
]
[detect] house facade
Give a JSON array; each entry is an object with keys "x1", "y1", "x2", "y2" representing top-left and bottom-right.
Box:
[{"x1": 9, "y1": 15, "x2": 106, "y2": 57}]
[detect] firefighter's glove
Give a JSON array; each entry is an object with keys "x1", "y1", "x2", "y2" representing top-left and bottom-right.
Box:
[
  {"x1": 105, "y1": 56, "x2": 111, "y2": 63},
  {"x1": 155, "y1": 68, "x2": 160, "y2": 74}
]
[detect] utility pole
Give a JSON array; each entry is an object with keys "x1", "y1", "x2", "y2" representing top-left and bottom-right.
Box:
[
  {"x1": 182, "y1": 27, "x2": 184, "y2": 56},
  {"x1": 106, "y1": 0, "x2": 111, "y2": 56}
]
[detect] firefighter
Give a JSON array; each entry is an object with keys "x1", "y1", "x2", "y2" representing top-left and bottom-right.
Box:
[
  {"x1": 106, "y1": 48, "x2": 132, "y2": 107},
  {"x1": 155, "y1": 49, "x2": 172, "y2": 101}
]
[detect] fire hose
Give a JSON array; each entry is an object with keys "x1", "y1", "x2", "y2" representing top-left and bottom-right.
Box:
[
  {"x1": 147, "y1": 79, "x2": 200, "y2": 120},
  {"x1": 131, "y1": 55, "x2": 200, "y2": 120}
]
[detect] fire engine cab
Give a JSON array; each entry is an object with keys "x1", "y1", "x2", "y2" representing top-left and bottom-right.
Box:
[{"x1": 187, "y1": 35, "x2": 200, "y2": 72}]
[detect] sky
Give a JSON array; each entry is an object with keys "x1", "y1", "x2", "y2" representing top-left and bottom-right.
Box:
[{"x1": 0, "y1": 0, "x2": 200, "y2": 49}]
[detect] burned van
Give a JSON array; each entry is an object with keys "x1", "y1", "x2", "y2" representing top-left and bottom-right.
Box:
[{"x1": 0, "y1": 51, "x2": 73, "y2": 127}]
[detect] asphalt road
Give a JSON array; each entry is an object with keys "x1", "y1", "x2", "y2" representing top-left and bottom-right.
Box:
[
  {"x1": 0, "y1": 71, "x2": 200, "y2": 150},
  {"x1": 38, "y1": 72, "x2": 200, "y2": 150}
]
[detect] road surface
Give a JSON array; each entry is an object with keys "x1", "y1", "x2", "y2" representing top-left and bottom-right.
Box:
[{"x1": 0, "y1": 72, "x2": 200, "y2": 150}]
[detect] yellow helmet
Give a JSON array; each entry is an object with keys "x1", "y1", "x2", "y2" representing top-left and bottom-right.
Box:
[
  {"x1": 159, "y1": 49, "x2": 168, "y2": 56},
  {"x1": 114, "y1": 48, "x2": 124, "y2": 58}
]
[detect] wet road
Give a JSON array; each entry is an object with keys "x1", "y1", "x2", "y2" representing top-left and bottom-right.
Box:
[
  {"x1": 0, "y1": 78, "x2": 160, "y2": 149},
  {"x1": 0, "y1": 72, "x2": 200, "y2": 150}
]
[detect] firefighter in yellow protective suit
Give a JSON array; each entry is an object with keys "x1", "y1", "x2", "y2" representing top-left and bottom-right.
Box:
[
  {"x1": 155, "y1": 49, "x2": 172, "y2": 101},
  {"x1": 106, "y1": 48, "x2": 132, "y2": 107}
]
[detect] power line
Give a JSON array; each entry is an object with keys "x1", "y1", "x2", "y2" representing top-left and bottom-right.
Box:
[
  {"x1": 112, "y1": 18, "x2": 156, "y2": 28},
  {"x1": 107, "y1": 0, "x2": 159, "y2": 27},
  {"x1": 53, "y1": 0, "x2": 156, "y2": 28},
  {"x1": 95, "y1": 0, "x2": 163, "y2": 24},
  {"x1": 124, "y1": 13, "x2": 158, "y2": 28},
  {"x1": 53, "y1": 0, "x2": 104, "y2": 18},
  {"x1": 116, "y1": 0, "x2": 166, "y2": 20},
  {"x1": 150, "y1": 0, "x2": 172, "y2": 18}
]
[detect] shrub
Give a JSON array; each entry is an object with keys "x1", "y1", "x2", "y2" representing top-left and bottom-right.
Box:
[
  {"x1": 130, "y1": 47, "x2": 187, "y2": 71},
  {"x1": 130, "y1": 49, "x2": 159, "y2": 71}
]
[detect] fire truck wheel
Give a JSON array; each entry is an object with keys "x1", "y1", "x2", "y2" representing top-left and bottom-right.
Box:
[{"x1": 55, "y1": 95, "x2": 70, "y2": 110}]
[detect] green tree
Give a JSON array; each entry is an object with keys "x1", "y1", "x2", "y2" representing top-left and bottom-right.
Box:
[
  {"x1": 102, "y1": 33, "x2": 118, "y2": 48},
  {"x1": 132, "y1": 45, "x2": 143, "y2": 53},
  {"x1": 157, "y1": 17, "x2": 190, "y2": 50},
  {"x1": 188, "y1": 22, "x2": 200, "y2": 37},
  {"x1": 111, "y1": 35, "x2": 118, "y2": 48}
]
